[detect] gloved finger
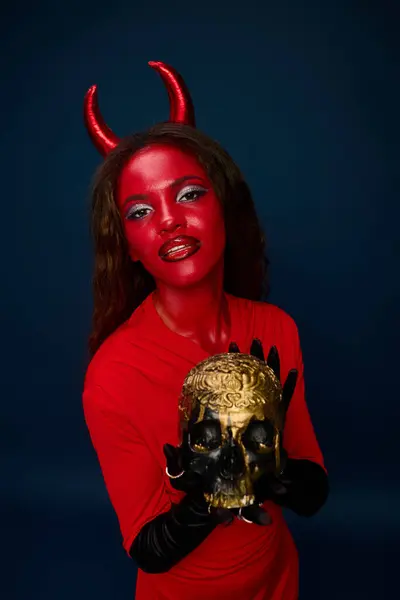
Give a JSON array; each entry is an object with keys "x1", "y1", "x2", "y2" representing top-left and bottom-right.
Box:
[
  {"x1": 229, "y1": 342, "x2": 240, "y2": 353},
  {"x1": 240, "y1": 504, "x2": 272, "y2": 526},
  {"x1": 163, "y1": 443, "x2": 183, "y2": 477},
  {"x1": 282, "y1": 369, "x2": 298, "y2": 413},
  {"x1": 277, "y1": 447, "x2": 288, "y2": 474},
  {"x1": 250, "y1": 338, "x2": 265, "y2": 362},
  {"x1": 266, "y1": 345, "x2": 280, "y2": 381},
  {"x1": 164, "y1": 445, "x2": 206, "y2": 492}
]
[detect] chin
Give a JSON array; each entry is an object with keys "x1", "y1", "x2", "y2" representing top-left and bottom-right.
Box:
[{"x1": 158, "y1": 272, "x2": 212, "y2": 289}]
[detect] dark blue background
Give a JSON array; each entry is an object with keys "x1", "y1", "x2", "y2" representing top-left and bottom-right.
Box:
[{"x1": 3, "y1": 1, "x2": 398, "y2": 598}]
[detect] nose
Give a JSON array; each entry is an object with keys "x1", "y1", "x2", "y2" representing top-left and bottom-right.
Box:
[
  {"x1": 160, "y1": 219, "x2": 181, "y2": 235},
  {"x1": 220, "y1": 444, "x2": 245, "y2": 480},
  {"x1": 159, "y1": 205, "x2": 186, "y2": 236}
]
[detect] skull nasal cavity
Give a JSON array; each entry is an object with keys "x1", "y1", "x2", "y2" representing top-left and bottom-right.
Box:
[{"x1": 220, "y1": 444, "x2": 245, "y2": 480}]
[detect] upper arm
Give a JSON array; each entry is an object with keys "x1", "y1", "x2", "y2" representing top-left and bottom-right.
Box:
[{"x1": 83, "y1": 383, "x2": 171, "y2": 553}]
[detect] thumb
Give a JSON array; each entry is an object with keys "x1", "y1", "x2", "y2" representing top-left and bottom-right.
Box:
[
  {"x1": 240, "y1": 504, "x2": 272, "y2": 526},
  {"x1": 163, "y1": 443, "x2": 183, "y2": 477}
]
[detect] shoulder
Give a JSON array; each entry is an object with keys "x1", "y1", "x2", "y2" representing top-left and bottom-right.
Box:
[
  {"x1": 230, "y1": 295, "x2": 303, "y2": 372},
  {"x1": 84, "y1": 294, "x2": 155, "y2": 391},
  {"x1": 83, "y1": 319, "x2": 148, "y2": 414},
  {"x1": 255, "y1": 299, "x2": 295, "y2": 324},
  {"x1": 230, "y1": 294, "x2": 299, "y2": 339},
  {"x1": 85, "y1": 322, "x2": 131, "y2": 381},
  {"x1": 257, "y1": 300, "x2": 299, "y2": 339}
]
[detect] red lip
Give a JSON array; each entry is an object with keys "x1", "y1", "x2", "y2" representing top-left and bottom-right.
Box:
[{"x1": 159, "y1": 235, "x2": 201, "y2": 259}]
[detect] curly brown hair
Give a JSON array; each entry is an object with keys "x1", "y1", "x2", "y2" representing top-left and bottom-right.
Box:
[{"x1": 88, "y1": 122, "x2": 269, "y2": 356}]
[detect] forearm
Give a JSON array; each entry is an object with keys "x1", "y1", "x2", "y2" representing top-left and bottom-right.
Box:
[
  {"x1": 268, "y1": 458, "x2": 329, "y2": 517},
  {"x1": 129, "y1": 494, "x2": 217, "y2": 573}
]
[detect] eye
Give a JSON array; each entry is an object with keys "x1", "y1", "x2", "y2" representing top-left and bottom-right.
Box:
[
  {"x1": 189, "y1": 420, "x2": 222, "y2": 453},
  {"x1": 126, "y1": 204, "x2": 153, "y2": 220},
  {"x1": 176, "y1": 185, "x2": 208, "y2": 204},
  {"x1": 241, "y1": 421, "x2": 275, "y2": 454}
]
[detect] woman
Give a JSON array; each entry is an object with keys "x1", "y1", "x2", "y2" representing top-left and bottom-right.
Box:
[{"x1": 82, "y1": 61, "x2": 329, "y2": 600}]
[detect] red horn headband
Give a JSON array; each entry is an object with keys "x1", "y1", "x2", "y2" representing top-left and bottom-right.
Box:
[{"x1": 83, "y1": 61, "x2": 196, "y2": 157}]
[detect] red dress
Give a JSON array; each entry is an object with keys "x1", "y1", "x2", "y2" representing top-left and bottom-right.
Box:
[{"x1": 83, "y1": 292, "x2": 325, "y2": 600}]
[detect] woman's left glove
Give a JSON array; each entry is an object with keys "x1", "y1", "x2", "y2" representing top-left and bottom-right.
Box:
[{"x1": 230, "y1": 339, "x2": 329, "y2": 519}]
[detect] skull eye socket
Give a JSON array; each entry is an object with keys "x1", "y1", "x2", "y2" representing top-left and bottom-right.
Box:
[
  {"x1": 189, "y1": 420, "x2": 222, "y2": 453},
  {"x1": 241, "y1": 420, "x2": 275, "y2": 454}
]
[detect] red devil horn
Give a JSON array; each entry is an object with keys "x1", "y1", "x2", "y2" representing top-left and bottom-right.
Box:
[
  {"x1": 84, "y1": 61, "x2": 195, "y2": 156},
  {"x1": 148, "y1": 61, "x2": 196, "y2": 126},
  {"x1": 83, "y1": 85, "x2": 120, "y2": 157}
]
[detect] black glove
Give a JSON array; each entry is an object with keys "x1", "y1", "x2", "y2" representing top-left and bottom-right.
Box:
[
  {"x1": 129, "y1": 443, "x2": 232, "y2": 574},
  {"x1": 255, "y1": 457, "x2": 330, "y2": 517}
]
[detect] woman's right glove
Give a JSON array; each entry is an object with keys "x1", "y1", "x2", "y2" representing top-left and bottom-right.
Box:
[{"x1": 129, "y1": 442, "x2": 233, "y2": 574}]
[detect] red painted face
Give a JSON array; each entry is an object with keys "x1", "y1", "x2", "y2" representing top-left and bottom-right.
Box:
[{"x1": 116, "y1": 144, "x2": 226, "y2": 287}]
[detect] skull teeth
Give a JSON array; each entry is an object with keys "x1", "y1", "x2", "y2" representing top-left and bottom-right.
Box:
[{"x1": 205, "y1": 491, "x2": 255, "y2": 508}]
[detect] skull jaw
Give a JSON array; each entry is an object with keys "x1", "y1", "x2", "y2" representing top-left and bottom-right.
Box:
[{"x1": 204, "y1": 476, "x2": 255, "y2": 509}]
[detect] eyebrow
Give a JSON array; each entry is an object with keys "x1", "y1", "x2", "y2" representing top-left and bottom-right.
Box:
[
  {"x1": 171, "y1": 174, "x2": 204, "y2": 188},
  {"x1": 123, "y1": 175, "x2": 205, "y2": 206}
]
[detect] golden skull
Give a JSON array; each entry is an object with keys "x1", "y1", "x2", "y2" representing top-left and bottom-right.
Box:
[{"x1": 178, "y1": 352, "x2": 284, "y2": 509}]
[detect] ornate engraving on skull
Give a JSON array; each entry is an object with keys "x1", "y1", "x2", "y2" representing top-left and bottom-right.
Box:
[{"x1": 178, "y1": 353, "x2": 285, "y2": 509}]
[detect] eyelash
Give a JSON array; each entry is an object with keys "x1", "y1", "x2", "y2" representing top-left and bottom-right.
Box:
[
  {"x1": 125, "y1": 185, "x2": 208, "y2": 221},
  {"x1": 177, "y1": 185, "x2": 207, "y2": 203}
]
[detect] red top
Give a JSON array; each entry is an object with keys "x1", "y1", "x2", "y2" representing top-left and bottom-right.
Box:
[{"x1": 83, "y1": 292, "x2": 325, "y2": 600}]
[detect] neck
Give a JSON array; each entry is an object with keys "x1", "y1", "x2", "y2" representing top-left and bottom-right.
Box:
[{"x1": 153, "y1": 259, "x2": 230, "y2": 353}]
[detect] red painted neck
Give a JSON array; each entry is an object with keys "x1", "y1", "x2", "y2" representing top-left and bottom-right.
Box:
[{"x1": 152, "y1": 258, "x2": 230, "y2": 354}]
